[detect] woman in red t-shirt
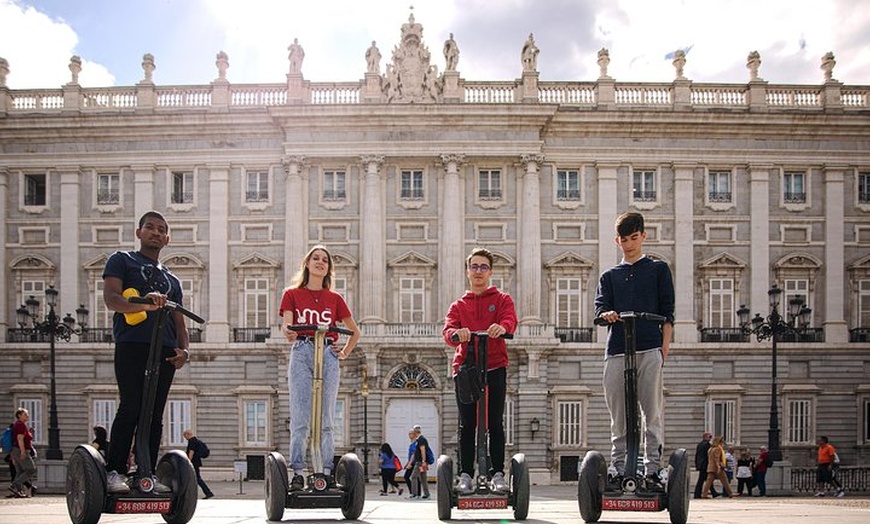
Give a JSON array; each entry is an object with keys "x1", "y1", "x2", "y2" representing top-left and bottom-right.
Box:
[
  {"x1": 9, "y1": 407, "x2": 35, "y2": 497},
  {"x1": 279, "y1": 245, "x2": 360, "y2": 491}
]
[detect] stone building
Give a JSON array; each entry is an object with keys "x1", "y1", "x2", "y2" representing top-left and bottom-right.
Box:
[{"x1": 1, "y1": 14, "x2": 869, "y2": 489}]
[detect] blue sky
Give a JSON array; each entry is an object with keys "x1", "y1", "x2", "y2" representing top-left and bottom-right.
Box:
[{"x1": 1, "y1": 0, "x2": 868, "y2": 89}]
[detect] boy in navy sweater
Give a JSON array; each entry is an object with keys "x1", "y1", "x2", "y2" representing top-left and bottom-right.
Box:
[{"x1": 595, "y1": 212, "x2": 674, "y2": 490}]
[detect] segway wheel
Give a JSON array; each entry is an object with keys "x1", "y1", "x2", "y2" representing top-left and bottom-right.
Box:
[
  {"x1": 157, "y1": 450, "x2": 198, "y2": 524},
  {"x1": 666, "y1": 448, "x2": 690, "y2": 524},
  {"x1": 577, "y1": 450, "x2": 605, "y2": 523},
  {"x1": 510, "y1": 453, "x2": 530, "y2": 520},
  {"x1": 336, "y1": 452, "x2": 365, "y2": 520},
  {"x1": 436, "y1": 455, "x2": 454, "y2": 521},
  {"x1": 265, "y1": 452, "x2": 288, "y2": 522},
  {"x1": 66, "y1": 445, "x2": 105, "y2": 524}
]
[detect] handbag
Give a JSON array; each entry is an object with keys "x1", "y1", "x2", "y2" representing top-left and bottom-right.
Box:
[{"x1": 454, "y1": 341, "x2": 483, "y2": 404}]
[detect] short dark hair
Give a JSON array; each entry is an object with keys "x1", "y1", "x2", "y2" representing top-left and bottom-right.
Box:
[
  {"x1": 466, "y1": 247, "x2": 493, "y2": 268},
  {"x1": 138, "y1": 210, "x2": 168, "y2": 230},
  {"x1": 818, "y1": 436, "x2": 829, "y2": 443},
  {"x1": 616, "y1": 212, "x2": 644, "y2": 237}
]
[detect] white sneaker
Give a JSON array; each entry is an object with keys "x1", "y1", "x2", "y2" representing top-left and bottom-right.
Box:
[
  {"x1": 490, "y1": 472, "x2": 508, "y2": 493},
  {"x1": 152, "y1": 477, "x2": 172, "y2": 493},
  {"x1": 836, "y1": 489, "x2": 845, "y2": 498},
  {"x1": 106, "y1": 471, "x2": 130, "y2": 493},
  {"x1": 457, "y1": 473, "x2": 474, "y2": 495},
  {"x1": 814, "y1": 491, "x2": 825, "y2": 497}
]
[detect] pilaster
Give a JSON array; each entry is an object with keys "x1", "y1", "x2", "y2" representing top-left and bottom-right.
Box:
[
  {"x1": 518, "y1": 154, "x2": 543, "y2": 324},
  {"x1": 363, "y1": 73, "x2": 382, "y2": 103},
  {"x1": 359, "y1": 155, "x2": 386, "y2": 323},
  {"x1": 749, "y1": 165, "x2": 772, "y2": 314},
  {"x1": 131, "y1": 165, "x2": 156, "y2": 243},
  {"x1": 439, "y1": 154, "x2": 465, "y2": 315},
  {"x1": 441, "y1": 71, "x2": 461, "y2": 103},
  {"x1": 823, "y1": 166, "x2": 848, "y2": 342},
  {"x1": 672, "y1": 163, "x2": 696, "y2": 342},
  {"x1": 0, "y1": 169, "x2": 6, "y2": 332},
  {"x1": 58, "y1": 168, "x2": 81, "y2": 315},
  {"x1": 520, "y1": 71, "x2": 539, "y2": 103},
  {"x1": 596, "y1": 163, "x2": 619, "y2": 343},
  {"x1": 207, "y1": 166, "x2": 230, "y2": 342}
]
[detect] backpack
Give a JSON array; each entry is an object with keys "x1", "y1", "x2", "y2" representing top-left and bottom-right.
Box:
[
  {"x1": 425, "y1": 445, "x2": 434, "y2": 465},
  {"x1": 1, "y1": 425, "x2": 12, "y2": 453},
  {"x1": 392, "y1": 455, "x2": 401, "y2": 470},
  {"x1": 197, "y1": 439, "x2": 210, "y2": 459}
]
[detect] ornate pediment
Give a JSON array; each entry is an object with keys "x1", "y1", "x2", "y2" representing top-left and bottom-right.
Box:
[
  {"x1": 233, "y1": 252, "x2": 280, "y2": 270},
  {"x1": 774, "y1": 253, "x2": 822, "y2": 269},
  {"x1": 10, "y1": 254, "x2": 55, "y2": 271},
  {"x1": 163, "y1": 253, "x2": 205, "y2": 270},
  {"x1": 544, "y1": 252, "x2": 595, "y2": 269},
  {"x1": 698, "y1": 252, "x2": 746, "y2": 270},
  {"x1": 388, "y1": 251, "x2": 436, "y2": 268}
]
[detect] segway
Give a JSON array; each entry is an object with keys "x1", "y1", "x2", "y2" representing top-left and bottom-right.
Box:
[
  {"x1": 578, "y1": 311, "x2": 689, "y2": 524},
  {"x1": 66, "y1": 296, "x2": 205, "y2": 524},
  {"x1": 436, "y1": 331, "x2": 529, "y2": 521},
  {"x1": 265, "y1": 324, "x2": 365, "y2": 521}
]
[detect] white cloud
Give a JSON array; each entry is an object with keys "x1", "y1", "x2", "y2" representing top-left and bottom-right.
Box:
[{"x1": 0, "y1": 0, "x2": 114, "y2": 88}]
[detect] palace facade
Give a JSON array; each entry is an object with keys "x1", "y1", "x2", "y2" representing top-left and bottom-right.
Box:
[{"x1": 1, "y1": 15, "x2": 869, "y2": 488}]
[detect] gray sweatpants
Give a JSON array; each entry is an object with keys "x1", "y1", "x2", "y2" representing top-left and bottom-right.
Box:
[{"x1": 603, "y1": 349, "x2": 664, "y2": 476}]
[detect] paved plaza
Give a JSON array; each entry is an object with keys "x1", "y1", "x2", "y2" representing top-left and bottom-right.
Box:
[{"x1": 2, "y1": 482, "x2": 868, "y2": 524}]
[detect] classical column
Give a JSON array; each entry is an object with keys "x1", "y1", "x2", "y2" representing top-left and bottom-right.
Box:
[
  {"x1": 823, "y1": 166, "x2": 848, "y2": 342},
  {"x1": 748, "y1": 165, "x2": 772, "y2": 314},
  {"x1": 672, "y1": 164, "x2": 697, "y2": 342},
  {"x1": 518, "y1": 154, "x2": 543, "y2": 323},
  {"x1": 58, "y1": 168, "x2": 81, "y2": 316},
  {"x1": 596, "y1": 163, "x2": 619, "y2": 342},
  {"x1": 282, "y1": 156, "x2": 308, "y2": 284},
  {"x1": 132, "y1": 165, "x2": 156, "y2": 242},
  {"x1": 0, "y1": 169, "x2": 6, "y2": 332},
  {"x1": 206, "y1": 165, "x2": 230, "y2": 342},
  {"x1": 359, "y1": 155, "x2": 386, "y2": 323},
  {"x1": 439, "y1": 154, "x2": 465, "y2": 314}
]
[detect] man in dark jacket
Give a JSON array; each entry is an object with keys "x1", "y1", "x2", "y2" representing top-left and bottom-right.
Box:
[
  {"x1": 694, "y1": 431, "x2": 718, "y2": 498},
  {"x1": 184, "y1": 429, "x2": 213, "y2": 499}
]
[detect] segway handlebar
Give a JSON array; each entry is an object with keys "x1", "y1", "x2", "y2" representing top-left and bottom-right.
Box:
[
  {"x1": 128, "y1": 295, "x2": 205, "y2": 324},
  {"x1": 593, "y1": 311, "x2": 667, "y2": 326},
  {"x1": 450, "y1": 331, "x2": 514, "y2": 343},
  {"x1": 285, "y1": 324, "x2": 355, "y2": 336}
]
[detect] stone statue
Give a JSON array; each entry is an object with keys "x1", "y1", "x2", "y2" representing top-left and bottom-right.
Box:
[
  {"x1": 821, "y1": 51, "x2": 836, "y2": 82},
  {"x1": 522, "y1": 33, "x2": 539, "y2": 72},
  {"x1": 443, "y1": 32, "x2": 459, "y2": 72},
  {"x1": 141, "y1": 53, "x2": 155, "y2": 84},
  {"x1": 0, "y1": 57, "x2": 8, "y2": 87},
  {"x1": 215, "y1": 51, "x2": 229, "y2": 82},
  {"x1": 68, "y1": 55, "x2": 82, "y2": 85},
  {"x1": 597, "y1": 48, "x2": 610, "y2": 79},
  {"x1": 288, "y1": 38, "x2": 304, "y2": 74},
  {"x1": 366, "y1": 41, "x2": 381, "y2": 74},
  {"x1": 381, "y1": 12, "x2": 440, "y2": 103},
  {"x1": 746, "y1": 50, "x2": 761, "y2": 81},
  {"x1": 672, "y1": 49, "x2": 686, "y2": 80}
]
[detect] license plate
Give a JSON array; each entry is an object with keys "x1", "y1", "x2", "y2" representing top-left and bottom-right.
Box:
[
  {"x1": 457, "y1": 497, "x2": 508, "y2": 510},
  {"x1": 114, "y1": 499, "x2": 172, "y2": 513},
  {"x1": 602, "y1": 497, "x2": 661, "y2": 511}
]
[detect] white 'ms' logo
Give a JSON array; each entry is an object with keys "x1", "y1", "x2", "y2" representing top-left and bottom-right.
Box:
[{"x1": 296, "y1": 308, "x2": 333, "y2": 325}]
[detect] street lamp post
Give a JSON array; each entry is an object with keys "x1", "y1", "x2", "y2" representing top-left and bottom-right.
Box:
[
  {"x1": 361, "y1": 363, "x2": 369, "y2": 483},
  {"x1": 16, "y1": 285, "x2": 88, "y2": 461},
  {"x1": 737, "y1": 283, "x2": 811, "y2": 463}
]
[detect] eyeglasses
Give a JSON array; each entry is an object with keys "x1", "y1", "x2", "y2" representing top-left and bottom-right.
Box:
[{"x1": 468, "y1": 264, "x2": 490, "y2": 273}]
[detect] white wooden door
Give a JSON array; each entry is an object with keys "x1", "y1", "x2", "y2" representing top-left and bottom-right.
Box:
[{"x1": 384, "y1": 397, "x2": 440, "y2": 470}]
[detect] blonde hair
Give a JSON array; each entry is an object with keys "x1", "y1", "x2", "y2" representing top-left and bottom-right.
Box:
[{"x1": 290, "y1": 245, "x2": 335, "y2": 290}]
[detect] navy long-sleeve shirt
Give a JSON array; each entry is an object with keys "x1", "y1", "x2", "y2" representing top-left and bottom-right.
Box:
[{"x1": 594, "y1": 256, "x2": 675, "y2": 357}]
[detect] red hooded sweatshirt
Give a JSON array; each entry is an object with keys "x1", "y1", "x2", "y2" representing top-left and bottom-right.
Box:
[{"x1": 443, "y1": 286, "x2": 518, "y2": 376}]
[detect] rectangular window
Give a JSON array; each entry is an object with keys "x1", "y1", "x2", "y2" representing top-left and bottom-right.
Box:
[
  {"x1": 478, "y1": 169, "x2": 502, "y2": 200},
  {"x1": 503, "y1": 396, "x2": 515, "y2": 446},
  {"x1": 244, "y1": 400, "x2": 268, "y2": 445},
  {"x1": 333, "y1": 277, "x2": 351, "y2": 313},
  {"x1": 21, "y1": 280, "x2": 45, "y2": 319},
  {"x1": 556, "y1": 169, "x2": 580, "y2": 201},
  {"x1": 786, "y1": 399, "x2": 812, "y2": 444},
  {"x1": 165, "y1": 399, "x2": 191, "y2": 447},
  {"x1": 632, "y1": 170, "x2": 656, "y2": 201},
  {"x1": 246, "y1": 170, "x2": 269, "y2": 202},
  {"x1": 709, "y1": 278, "x2": 735, "y2": 328},
  {"x1": 334, "y1": 398, "x2": 346, "y2": 447},
  {"x1": 97, "y1": 173, "x2": 120, "y2": 205},
  {"x1": 706, "y1": 399, "x2": 735, "y2": 444},
  {"x1": 399, "y1": 277, "x2": 425, "y2": 323},
  {"x1": 860, "y1": 280, "x2": 870, "y2": 328},
  {"x1": 783, "y1": 171, "x2": 806, "y2": 203},
  {"x1": 323, "y1": 170, "x2": 346, "y2": 201},
  {"x1": 556, "y1": 278, "x2": 582, "y2": 327},
  {"x1": 860, "y1": 172, "x2": 870, "y2": 204},
  {"x1": 93, "y1": 279, "x2": 111, "y2": 329},
  {"x1": 93, "y1": 399, "x2": 116, "y2": 436},
  {"x1": 24, "y1": 174, "x2": 47, "y2": 206},
  {"x1": 180, "y1": 279, "x2": 195, "y2": 318},
  {"x1": 708, "y1": 171, "x2": 732, "y2": 202},
  {"x1": 783, "y1": 279, "x2": 810, "y2": 319},
  {"x1": 864, "y1": 398, "x2": 870, "y2": 443},
  {"x1": 171, "y1": 171, "x2": 194, "y2": 204},
  {"x1": 400, "y1": 170, "x2": 424, "y2": 200},
  {"x1": 556, "y1": 400, "x2": 583, "y2": 447},
  {"x1": 18, "y1": 398, "x2": 43, "y2": 444},
  {"x1": 244, "y1": 278, "x2": 269, "y2": 327}
]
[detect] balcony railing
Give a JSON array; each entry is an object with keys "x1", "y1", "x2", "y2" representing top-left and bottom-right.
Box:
[
  {"x1": 779, "y1": 328, "x2": 824, "y2": 343},
  {"x1": 791, "y1": 466, "x2": 870, "y2": 493},
  {"x1": 233, "y1": 327, "x2": 270, "y2": 343},
  {"x1": 554, "y1": 327, "x2": 594, "y2": 343},
  {"x1": 700, "y1": 328, "x2": 748, "y2": 343},
  {"x1": 850, "y1": 328, "x2": 870, "y2": 342},
  {"x1": 6, "y1": 328, "x2": 50, "y2": 343},
  {"x1": 80, "y1": 328, "x2": 114, "y2": 343}
]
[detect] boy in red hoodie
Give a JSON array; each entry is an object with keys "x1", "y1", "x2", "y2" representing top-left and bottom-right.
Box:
[{"x1": 443, "y1": 247, "x2": 518, "y2": 495}]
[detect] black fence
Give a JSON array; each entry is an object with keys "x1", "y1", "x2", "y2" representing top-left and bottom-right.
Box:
[{"x1": 791, "y1": 466, "x2": 870, "y2": 493}]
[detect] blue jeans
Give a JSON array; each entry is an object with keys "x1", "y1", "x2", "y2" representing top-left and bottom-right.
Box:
[{"x1": 288, "y1": 339, "x2": 340, "y2": 474}]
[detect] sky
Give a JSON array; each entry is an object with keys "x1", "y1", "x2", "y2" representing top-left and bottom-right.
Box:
[{"x1": 0, "y1": 0, "x2": 868, "y2": 90}]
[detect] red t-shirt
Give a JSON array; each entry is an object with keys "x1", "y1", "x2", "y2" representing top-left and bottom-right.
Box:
[
  {"x1": 278, "y1": 287, "x2": 352, "y2": 343},
  {"x1": 12, "y1": 420, "x2": 33, "y2": 451}
]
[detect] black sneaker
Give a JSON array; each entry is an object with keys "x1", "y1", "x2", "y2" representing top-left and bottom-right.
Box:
[
  {"x1": 644, "y1": 472, "x2": 665, "y2": 491},
  {"x1": 606, "y1": 473, "x2": 623, "y2": 491},
  {"x1": 290, "y1": 475, "x2": 305, "y2": 492}
]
